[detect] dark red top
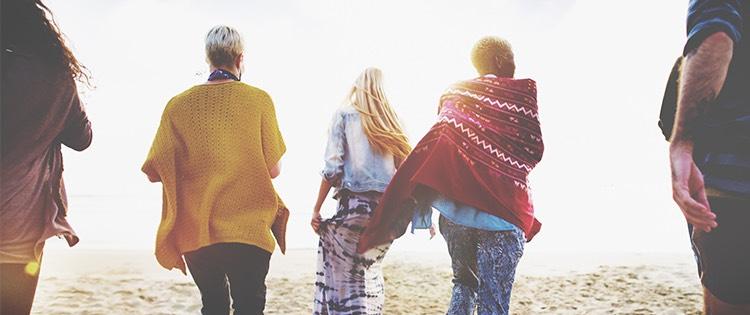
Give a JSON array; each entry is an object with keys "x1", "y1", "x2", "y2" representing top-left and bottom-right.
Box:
[{"x1": 1, "y1": 48, "x2": 92, "y2": 262}]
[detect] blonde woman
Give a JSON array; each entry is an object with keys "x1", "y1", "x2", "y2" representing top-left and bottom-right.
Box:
[
  {"x1": 311, "y1": 68, "x2": 410, "y2": 314},
  {"x1": 142, "y1": 25, "x2": 285, "y2": 315}
]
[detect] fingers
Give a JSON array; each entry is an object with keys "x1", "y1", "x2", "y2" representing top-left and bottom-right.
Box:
[
  {"x1": 684, "y1": 213, "x2": 715, "y2": 232},
  {"x1": 691, "y1": 191, "x2": 715, "y2": 231},
  {"x1": 673, "y1": 188, "x2": 717, "y2": 232},
  {"x1": 311, "y1": 213, "x2": 322, "y2": 234},
  {"x1": 689, "y1": 163, "x2": 712, "y2": 211},
  {"x1": 674, "y1": 186, "x2": 716, "y2": 227},
  {"x1": 670, "y1": 152, "x2": 717, "y2": 232}
]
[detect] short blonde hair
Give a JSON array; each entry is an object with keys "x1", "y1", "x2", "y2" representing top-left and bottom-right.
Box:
[
  {"x1": 471, "y1": 36, "x2": 515, "y2": 77},
  {"x1": 205, "y1": 25, "x2": 244, "y2": 67}
]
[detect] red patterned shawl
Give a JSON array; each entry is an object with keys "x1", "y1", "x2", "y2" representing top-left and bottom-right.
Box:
[{"x1": 358, "y1": 76, "x2": 544, "y2": 253}]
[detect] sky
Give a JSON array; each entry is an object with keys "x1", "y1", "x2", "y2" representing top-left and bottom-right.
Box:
[{"x1": 44, "y1": 0, "x2": 691, "y2": 255}]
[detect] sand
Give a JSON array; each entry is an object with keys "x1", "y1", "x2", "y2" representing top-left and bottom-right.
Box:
[{"x1": 29, "y1": 249, "x2": 702, "y2": 314}]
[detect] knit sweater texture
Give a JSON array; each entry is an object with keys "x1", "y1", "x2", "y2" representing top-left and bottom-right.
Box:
[{"x1": 142, "y1": 81, "x2": 286, "y2": 272}]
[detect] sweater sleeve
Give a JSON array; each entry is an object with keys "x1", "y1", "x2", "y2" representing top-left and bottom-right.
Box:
[
  {"x1": 142, "y1": 105, "x2": 178, "y2": 183},
  {"x1": 59, "y1": 83, "x2": 93, "y2": 151},
  {"x1": 260, "y1": 95, "x2": 286, "y2": 168}
]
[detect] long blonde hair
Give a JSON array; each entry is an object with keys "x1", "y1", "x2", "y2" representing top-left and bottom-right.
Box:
[{"x1": 347, "y1": 68, "x2": 411, "y2": 164}]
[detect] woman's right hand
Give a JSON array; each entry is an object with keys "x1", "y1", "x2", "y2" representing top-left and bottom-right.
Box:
[{"x1": 311, "y1": 211, "x2": 322, "y2": 234}]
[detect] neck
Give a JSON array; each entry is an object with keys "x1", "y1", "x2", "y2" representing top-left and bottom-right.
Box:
[{"x1": 484, "y1": 72, "x2": 513, "y2": 78}]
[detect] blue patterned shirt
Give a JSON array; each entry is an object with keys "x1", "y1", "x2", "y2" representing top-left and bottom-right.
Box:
[{"x1": 686, "y1": 0, "x2": 750, "y2": 196}]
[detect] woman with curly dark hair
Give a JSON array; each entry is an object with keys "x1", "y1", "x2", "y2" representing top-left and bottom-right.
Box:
[{"x1": 1, "y1": 1, "x2": 93, "y2": 314}]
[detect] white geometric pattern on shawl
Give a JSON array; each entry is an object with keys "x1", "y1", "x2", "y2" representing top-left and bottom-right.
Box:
[{"x1": 444, "y1": 88, "x2": 539, "y2": 118}]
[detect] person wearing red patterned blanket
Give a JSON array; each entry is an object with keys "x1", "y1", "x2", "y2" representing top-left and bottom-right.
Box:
[{"x1": 358, "y1": 36, "x2": 544, "y2": 315}]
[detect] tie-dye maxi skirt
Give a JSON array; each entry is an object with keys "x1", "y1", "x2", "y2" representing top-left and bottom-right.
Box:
[{"x1": 313, "y1": 192, "x2": 391, "y2": 315}]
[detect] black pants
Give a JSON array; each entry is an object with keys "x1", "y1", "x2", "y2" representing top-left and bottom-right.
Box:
[
  {"x1": 185, "y1": 243, "x2": 272, "y2": 315},
  {"x1": 0, "y1": 263, "x2": 41, "y2": 315}
]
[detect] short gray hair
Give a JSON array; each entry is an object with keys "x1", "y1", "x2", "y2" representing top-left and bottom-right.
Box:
[{"x1": 205, "y1": 25, "x2": 244, "y2": 67}]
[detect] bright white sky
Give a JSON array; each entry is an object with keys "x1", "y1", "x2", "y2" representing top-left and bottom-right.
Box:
[{"x1": 46, "y1": 0, "x2": 691, "y2": 254}]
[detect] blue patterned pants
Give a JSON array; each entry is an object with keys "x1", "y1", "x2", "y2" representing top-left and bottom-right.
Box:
[{"x1": 439, "y1": 215, "x2": 525, "y2": 315}]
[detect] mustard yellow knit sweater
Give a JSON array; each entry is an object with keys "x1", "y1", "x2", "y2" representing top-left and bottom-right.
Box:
[{"x1": 142, "y1": 82, "x2": 285, "y2": 272}]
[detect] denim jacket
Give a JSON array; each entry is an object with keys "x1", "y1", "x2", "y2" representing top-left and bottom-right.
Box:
[
  {"x1": 322, "y1": 106, "x2": 396, "y2": 194},
  {"x1": 321, "y1": 106, "x2": 396, "y2": 195}
]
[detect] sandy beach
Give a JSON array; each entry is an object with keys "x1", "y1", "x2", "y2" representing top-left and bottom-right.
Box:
[{"x1": 29, "y1": 248, "x2": 702, "y2": 315}]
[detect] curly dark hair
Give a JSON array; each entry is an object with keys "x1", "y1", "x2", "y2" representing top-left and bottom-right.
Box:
[{"x1": 1, "y1": 0, "x2": 90, "y2": 83}]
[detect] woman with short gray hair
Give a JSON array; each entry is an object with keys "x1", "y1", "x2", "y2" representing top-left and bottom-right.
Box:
[{"x1": 143, "y1": 25, "x2": 286, "y2": 315}]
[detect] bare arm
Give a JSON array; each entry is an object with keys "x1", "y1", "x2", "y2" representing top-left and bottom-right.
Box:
[
  {"x1": 670, "y1": 32, "x2": 734, "y2": 143},
  {"x1": 669, "y1": 32, "x2": 734, "y2": 232},
  {"x1": 310, "y1": 178, "x2": 333, "y2": 233},
  {"x1": 313, "y1": 178, "x2": 333, "y2": 214}
]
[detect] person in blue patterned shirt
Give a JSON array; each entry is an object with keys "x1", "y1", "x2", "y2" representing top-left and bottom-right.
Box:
[{"x1": 669, "y1": 0, "x2": 749, "y2": 313}]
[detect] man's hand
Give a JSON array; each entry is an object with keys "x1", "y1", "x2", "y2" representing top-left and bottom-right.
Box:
[{"x1": 670, "y1": 141, "x2": 716, "y2": 232}]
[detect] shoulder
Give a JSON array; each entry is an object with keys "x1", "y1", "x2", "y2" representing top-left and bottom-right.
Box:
[
  {"x1": 237, "y1": 83, "x2": 276, "y2": 112},
  {"x1": 337, "y1": 105, "x2": 359, "y2": 116},
  {"x1": 237, "y1": 82, "x2": 272, "y2": 98},
  {"x1": 457, "y1": 76, "x2": 537, "y2": 92},
  {"x1": 511, "y1": 78, "x2": 538, "y2": 100},
  {"x1": 3, "y1": 48, "x2": 74, "y2": 94},
  {"x1": 515, "y1": 78, "x2": 537, "y2": 92},
  {"x1": 688, "y1": 0, "x2": 744, "y2": 27},
  {"x1": 162, "y1": 86, "x2": 197, "y2": 115},
  {"x1": 327, "y1": 105, "x2": 358, "y2": 128},
  {"x1": 225, "y1": 82, "x2": 273, "y2": 105},
  {"x1": 685, "y1": 0, "x2": 744, "y2": 54},
  {"x1": 333, "y1": 105, "x2": 361, "y2": 123}
]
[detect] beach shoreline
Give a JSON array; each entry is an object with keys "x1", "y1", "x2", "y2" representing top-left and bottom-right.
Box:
[{"x1": 30, "y1": 248, "x2": 702, "y2": 314}]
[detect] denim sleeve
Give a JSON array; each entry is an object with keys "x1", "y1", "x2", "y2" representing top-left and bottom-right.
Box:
[
  {"x1": 684, "y1": 0, "x2": 743, "y2": 55},
  {"x1": 321, "y1": 110, "x2": 345, "y2": 186},
  {"x1": 411, "y1": 206, "x2": 433, "y2": 233}
]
